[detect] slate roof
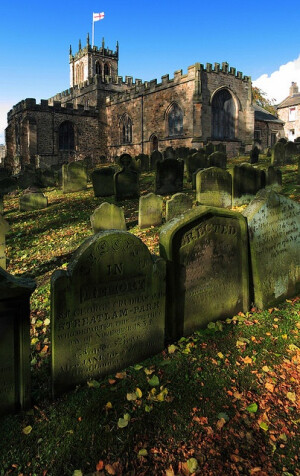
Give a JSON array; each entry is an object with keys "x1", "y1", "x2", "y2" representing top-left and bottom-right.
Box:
[
  {"x1": 253, "y1": 104, "x2": 284, "y2": 124},
  {"x1": 277, "y1": 93, "x2": 300, "y2": 109}
]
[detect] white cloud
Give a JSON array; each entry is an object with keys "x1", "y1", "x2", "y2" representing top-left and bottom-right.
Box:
[{"x1": 253, "y1": 55, "x2": 300, "y2": 104}]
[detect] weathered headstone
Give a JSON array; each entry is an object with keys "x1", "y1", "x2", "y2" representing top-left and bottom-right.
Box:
[
  {"x1": 186, "y1": 151, "x2": 208, "y2": 182},
  {"x1": 243, "y1": 190, "x2": 300, "y2": 308},
  {"x1": 91, "y1": 167, "x2": 115, "y2": 197},
  {"x1": 196, "y1": 167, "x2": 232, "y2": 208},
  {"x1": 19, "y1": 192, "x2": 48, "y2": 211},
  {"x1": 164, "y1": 146, "x2": 176, "y2": 159},
  {"x1": 232, "y1": 163, "x2": 265, "y2": 206},
  {"x1": 266, "y1": 166, "x2": 282, "y2": 190},
  {"x1": 150, "y1": 150, "x2": 163, "y2": 170},
  {"x1": 214, "y1": 143, "x2": 226, "y2": 154},
  {"x1": 175, "y1": 147, "x2": 190, "y2": 160},
  {"x1": 135, "y1": 154, "x2": 150, "y2": 172},
  {"x1": 250, "y1": 146, "x2": 259, "y2": 164},
  {"x1": 284, "y1": 141, "x2": 298, "y2": 162},
  {"x1": 51, "y1": 230, "x2": 166, "y2": 397},
  {"x1": 114, "y1": 154, "x2": 139, "y2": 201},
  {"x1": 160, "y1": 207, "x2": 249, "y2": 340},
  {"x1": 62, "y1": 162, "x2": 87, "y2": 193},
  {"x1": 271, "y1": 142, "x2": 285, "y2": 165},
  {"x1": 166, "y1": 193, "x2": 193, "y2": 221},
  {"x1": 0, "y1": 216, "x2": 10, "y2": 269},
  {"x1": 205, "y1": 142, "x2": 214, "y2": 156},
  {"x1": 36, "y1": 168, "x2": 57, "y2": 188},
  {"x1": 90, "y1": 203, "x2": 126, "y2": 233},
  {"x1": 208, "y1": 151, "x2": 227, "y2": 169},
  {"x1": 155, "y1": 159, "x2": 184, "y2": 195},
  {"x1": 0, "y1": 268, "x2": 35, "y2": 414},
  {"x1": 138, "y1": 193, "x2": 163, "y2": 228}
]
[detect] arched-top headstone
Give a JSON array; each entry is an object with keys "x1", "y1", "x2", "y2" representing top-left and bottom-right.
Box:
[
  {"x1": 91, "y1": 167, "x2": 115, "y2": 197},
  {"x1": 208, "y1": 151, "x2": 227, "y2": 169},
  {"x1": 232, "y1": 163, "x2": 266, "y2": 206},
  {"x1": 196, "y1": 167, "x2": 232, "y2": 208},
  {"x1": 114, "y1": 154, "x2": 139, "y2": 200},
  {"x1": 90, "y1": 203, "x2": 126, "y2": 233},
  {"x1": 150, "y1": 150, "x2": 163, "y2": 170},
  {"x1": 271, "y1": 142, "x2": 285, "y2": 165},
  {"x1": 186, "y1": 151, "x2": 208, "y2": 182},
  {"x1": 51, "y1": 230, "x2": 166, "y2": 397},
  {"x1": 160, "y1": 207, "x2": 249, "y2": 340},
  {"x1": 166, "y1": 193, "x2": 193, "y2": 221},
  {"x1": 164, "y1": 147, "x2": 176, "y2": 159},
  {"x1": 138, "y1": 193, "x2": 163, "y2": 228}
]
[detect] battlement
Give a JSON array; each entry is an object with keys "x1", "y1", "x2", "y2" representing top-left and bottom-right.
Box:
[
  {"x1": 70, "y1": 37, "x2": 118, "y2": 62},
  {"x1": 106, "y1": 62, "x2": 251, "y2": 105},
  {"x1": 7, "y1": 98, "x2": 99, "y2": 120}
]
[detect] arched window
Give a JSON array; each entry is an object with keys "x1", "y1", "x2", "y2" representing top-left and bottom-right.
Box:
[
  {"x1": 150, "y1": 134, "x2": 158, "y2": 152},
  {"x1": 80, "y1": 62, "x2": 84, "y2": 82},
  {"x1": 104, "y1": 63, "x2": 110, "y2": 77},
  {"x1": 167, "y1": 103, "x2": 183, "y2": 137},
  {"x1": 59, "y1": 121, "x2": 75, "y2": 151},
  {"x1": 120, "y1": 114, "x2": 132, "y2": 144},
  {"x1": 75, "y1": 64, "x2": 80, "y2": 84},
  {"x1": 211, "y1": 89, "x2": 236, "y2": 139},
  {"x1": 95, "y1": 61, "x2": 102, "y2": 76}
]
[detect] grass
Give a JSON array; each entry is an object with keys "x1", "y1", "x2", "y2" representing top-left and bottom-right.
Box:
[{"x1": 0, "y1": 153, "x2": 299, "y2": 476}]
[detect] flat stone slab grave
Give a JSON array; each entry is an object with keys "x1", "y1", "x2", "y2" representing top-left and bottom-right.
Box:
[
  {"x1": 243, "y1": 189, "x2": 300, "y2": 309},
  {"x1": 160, "y1": 207, "x2": 249, "y2": 341},
  {"x1": 0, "y1": 268, "x2": 36, "y2": 415},
  {"x1": 51, "y1": 230, "x2": 166, "y2": 397}
]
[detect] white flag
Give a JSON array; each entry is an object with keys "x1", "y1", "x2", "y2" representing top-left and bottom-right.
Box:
[{"x1": 93, "y1": 12, "x2": 105, "y2": 22}]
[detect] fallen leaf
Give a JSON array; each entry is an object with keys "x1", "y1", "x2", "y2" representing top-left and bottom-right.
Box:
[
  {"x1": 96, "y1": 460, "x2": 104, "y2": 471},
  {"x1": 168, "y1": 344, "x2": 177, "y2": 354},
  {"x1": 286, "y1": 392, "x2": 296, "y2": 403},
  {"x1": 87, "y1": 380, "x2": 100, "y2": 388},
  {"x1": 148, "y1": 375, "x2": 159, "y2": 387},
  {"x1": 262, "y1": 366, "x2": 270, "y2": 372},
  {"x1": 138, "y1": 449, "x2": 148, "y2": 457},
  {"x1": 216, "y1": 418, "x2": 226, "y2": 429},
  {"x1": 105, "y1": 464, "x2": 116, "y2": 475},
  {"x1": 115, "y1": 372, "x2": 126, "y2": 379},
  {"x1": 265, "y1": 382, "x2": 274, "y2": 392},
  {"x1": 259, "y1": 422, "x2": 268, "y2": 431},
  {"x1": 217, "y1": 352, "x2": 224, "y2": 359},
  {"x1": 246, "y1": 403, "x2": 258, "y2": 413},
  {"x1": 117, "y1": 413, "x2": 130, "y2": 428},
  {"x1": 187, "y1": 457, "x2": 198, "y2": 473},
  {"x1": 105, "y1": 402, "x2": 112, "y2": 410},
  {"x1": 22, "y1": 426, "x2": 32, "y2": 435}
]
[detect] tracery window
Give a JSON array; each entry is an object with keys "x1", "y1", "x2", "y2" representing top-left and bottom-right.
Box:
[
  {"x1": 211, "y1": 89, "x2": 236, "y2": 139},
  {"x1": 120, "y1": 114, "x2": 132, "y2": 144},
  {"x1": 167, "y1": 103, "x2": 183, "y2": 136}
]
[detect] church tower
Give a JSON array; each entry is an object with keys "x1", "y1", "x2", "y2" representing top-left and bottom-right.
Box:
[{"x1": 69, "y1": 35, "x2": 119, "y2": 87}]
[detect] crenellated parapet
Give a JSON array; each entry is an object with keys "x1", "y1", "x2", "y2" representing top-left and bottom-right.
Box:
[{"x1": 7, "y1": 98, "x2": 99, "y2": 120}]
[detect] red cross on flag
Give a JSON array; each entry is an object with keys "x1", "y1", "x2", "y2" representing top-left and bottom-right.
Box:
[{"x1": 93, "y1": 12, "x2": 105, "y2": 22}]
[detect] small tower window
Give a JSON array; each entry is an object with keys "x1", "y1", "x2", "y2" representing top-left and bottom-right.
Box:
[
  {"x1": 95, "y1": 61, "x2": 102, "y2": 76},
  {"x1": 104, "y1": 63, "x2": 110, "y2": 77},
  {"x1": 167, "y1": 103, "x2": 183, "y2": 137},
  {"x1": 120, "y1": 114, "x2": 132, "y2": 144}
]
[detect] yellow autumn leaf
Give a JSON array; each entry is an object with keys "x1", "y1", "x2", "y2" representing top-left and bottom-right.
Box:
[
  {"x1": 262, "y1": 366, "x2": 270, "y2": 372},
  {"x1": 22, "y1": 425, "x2": 32, "y2": 435},
  {"x1": 135, "y1": 387, "x2": 142, "y2": 399},
  {"x1": 217, "y1": 352, "x2": 224, "y2": 359},
  {"x1": 243, "y1": 356, "x2": 252, "y2": 364},
  {"x1": 265, "y1": 382, "x2": 274, "y2": 392},
  {"x1": 286, "y1": 392, "x2": 296, "y2": 403},
  {"x1": 281, "y1": 334, "x2": 288, "y2": 339},
  {"x1": 127, "y1": 392, "x2": 137, "y2": 401},
  {"x1": 105, "y1": 401, "x2": 112, "y2": 410}
]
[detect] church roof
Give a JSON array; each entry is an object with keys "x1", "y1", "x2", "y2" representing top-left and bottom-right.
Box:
[
  {"x1": 277, "y1": 93, "x2": 300, "y2": 109},
  {"x1": 253, "y1": 103, "x2": 284, "y2": 124}
]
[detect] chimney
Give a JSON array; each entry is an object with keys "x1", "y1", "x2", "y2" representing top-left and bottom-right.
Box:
[{"x1": 289, "y1": 82, "x2": 299, "y2": 96}]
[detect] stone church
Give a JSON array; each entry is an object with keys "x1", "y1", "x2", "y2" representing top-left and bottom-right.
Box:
[{"x1": 5, "y1": 36, "x2": 255, "y2": 170}]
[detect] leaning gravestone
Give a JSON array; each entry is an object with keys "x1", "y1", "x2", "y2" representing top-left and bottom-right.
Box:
[
  {"x1": 186, "y1": 151, "x2": 208, "y2": 182},
  {"x1": 19, "y1": 192, "x2": 48, "y2": 211},
  {"x1": 91, "y1": 167, "x2": 115, "y2": 197},
  {"x1": 250, "y1": 146, "x2": 259, "y2": 164},
  {"x1": 51, "y1": 230, "x2": 166, "y2": 397},
  {"x1": 196, "y1": 167, "x2": 232, "y2": 208},
  {"x1": 150, "y1": 150, "x2": 163, "y2": 170},
  {"x1": 0, "y1": 268, "x2": 35, "y2": 414},
  {"x1": 271, "y1": 142, "x2": 285, "y2": 165},
  {"x1": 266, "y1": 166, "x2": 282, "y2": 190},
  {"x1": 166, "y1": 193, "x2": 193, "y2": 221},
  {"x1": 243, "y1": 190, "x2": 300, "y2": 308},
  {"x1": 62, "y1": 162, "x2": 87, "y2": 193},
  {"x1": 114, "y1": 154, "x2": 139, "y2": 201},
  {"x1": 138, "y1": 193, "x2": 163, "y2": 228},
  {"x1": 155, "y1": 159, "x2": 184, "y2": 195},
  {"x1": 0, "y1": 216, "x2": 10, "y2": 269},
  {"x1": 90, "y1": 203, "x2": 126, "y2": 233},
  {"x1": 208, "y1": 151, "x2": 227, "y2": 169},
  {"x1": 160, "y1": 207, "x2": 249, "y2": 341},
  {"x1": 232, "y1": 163, "x2": 265, "y2": 206}
]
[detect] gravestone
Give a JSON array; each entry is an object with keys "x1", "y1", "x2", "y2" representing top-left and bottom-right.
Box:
[
  {"x1": 284, "y1": 141, "x2": 298, "y2": 162},
  {"x1": 186, "y1": 151, "x2": 208, "y2": 182},
  {"x1": 36, "y1": 169, "x2": 57, "y2": 188},
  {"x1": 138, "y1": 193, "x2": 163, "y2": 228},
  {"x1": 17, "y1": 170, "x2": 40, "y2": 189},
  {"x1": 62, "y1": 162, "x2": 87, "y2": 193},
  {"x1": 266, "y1": 147, "x2": 271, "y2": 157},
  {"x1": 0, "y1": 216, "x2": 10, "y2": 269},
  {"x1": 91, "y1": 167, "x2": 115, "y2": 197},
  {"x1": 271, "y1": 142, "x2": 285, "y2": 165},
  {"x1": 135, "y1": 154, "x2": 150, "y2": 172},
  {"x1": 250, "y1": 146, "x2": 259, "y2": 164},
  {"x1": 150, "y1": 150, "x2": 163, "y2": 170},
  {"x1": 196, "y1": 167, "x2": 232, "y2": 208},
  {"x1": 51, "y1": 230, "x2": 166, "y2": 397},
  {"x1": 160, "y1": 207, "x2": 249, "y2": 341},
  {"x1": 243, "y1": 190, "x2": 300, "y2": 308},
  {"x1": 155, "y1": 159, "x2": 184, "y2": 195},
  {"x1": 208, "y1": 151, "x2": 227, "y2": 169},
  {"x1": 232, "y1": 163, "x2": 266, "y2": 206},
  {"x1": 114, "y1": 154, "x2": 139, "y2": 201},
  {"x1": 166, "y1": 193, "x2": 193, "y2": 221},
  {"x1": 90, "y1": 203, "x2": 126, "y2": 233},
  {"x1": 164, "y1": 146, "x2": 176, "y2": 159},
  {"x1": 205, "y1": 142, "x2": 214, "y2": 156},
  {"x1": 0, "y1": 177, "x2": 18, "y2": 196},
  {"x1": 266, "y1": 166, "x2": 282, "y2": 190},
  {"x1": 0, "y1": 268, "x2": 35, "y2": 414},
  {"x1": 175, "y1": 147, "x2": 190, "y2": 160},
  {"x1": 278, "y1": 137, "x2": 287, "y2": 144},
  {"x1": 214, "y1": 143, "x2": 226, "y2": 153},
  {"x1": 19, "y1": 192, "x2": 48, "y2": 211}
]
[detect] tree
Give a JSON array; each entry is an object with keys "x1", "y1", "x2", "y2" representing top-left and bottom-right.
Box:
[{"x1": 252, "y1": 86, "x2": 277, "y2": 116}]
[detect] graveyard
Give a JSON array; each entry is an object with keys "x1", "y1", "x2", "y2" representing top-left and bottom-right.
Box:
[{"x1": 0, "y1": 150, "x2": 299, "y2": 475}]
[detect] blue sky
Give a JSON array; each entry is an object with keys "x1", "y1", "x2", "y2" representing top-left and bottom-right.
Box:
[{"x1": 1, "y1": 0, "x2": 300, "y2": 143}]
